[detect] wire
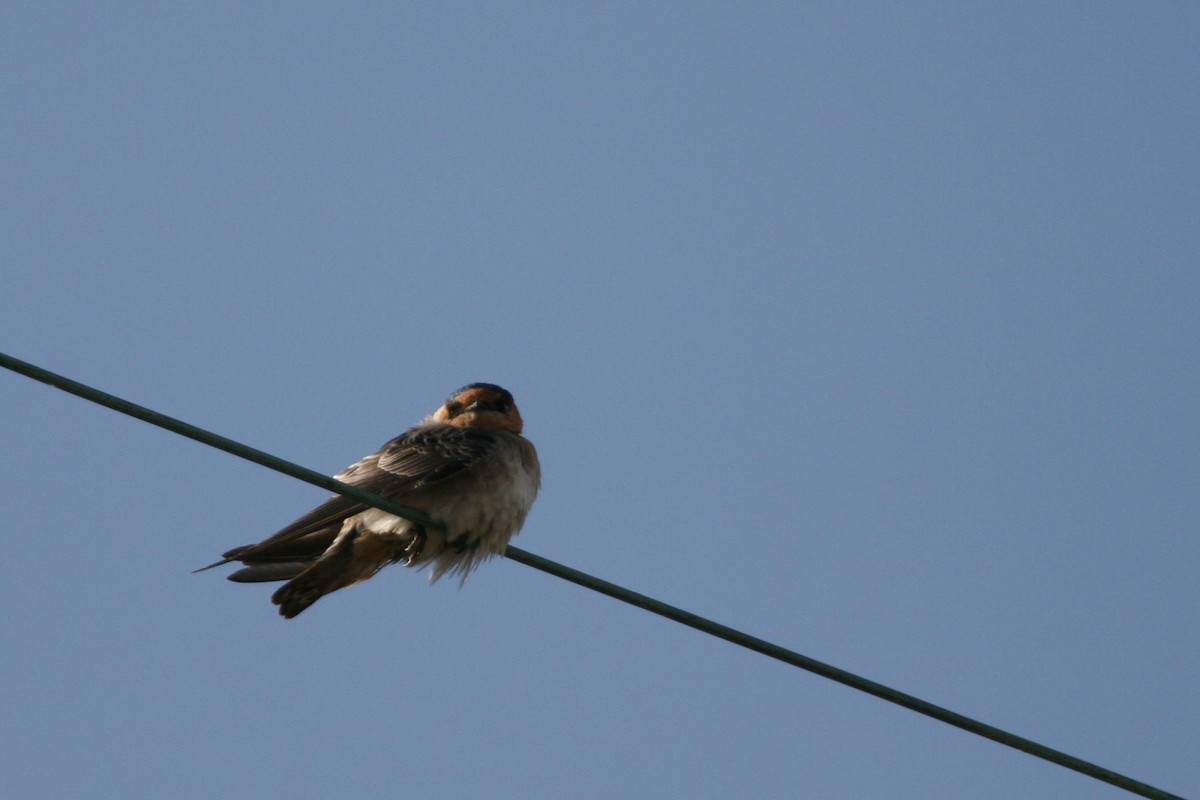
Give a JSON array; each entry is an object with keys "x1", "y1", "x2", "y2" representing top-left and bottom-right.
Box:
[
  {"x1": 0, "y1": 352, "x2": 438, "y2": 531},
  {"x1": 0, "y1": 351, "x2": 1185, "y2": 800}
]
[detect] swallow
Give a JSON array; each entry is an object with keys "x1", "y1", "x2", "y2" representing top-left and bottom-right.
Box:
[{"x1": 197, "y1": 383, "x2": 540, "y2": 618}]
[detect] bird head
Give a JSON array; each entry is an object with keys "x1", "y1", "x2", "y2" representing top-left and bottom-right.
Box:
[{"x1": 434, "y1": 383, "x2": 524, "y2": 433}]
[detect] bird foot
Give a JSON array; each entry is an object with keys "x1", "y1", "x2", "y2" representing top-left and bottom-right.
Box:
[{"x1": 404, "y1": 526, "x2": 427, "y2": 566}]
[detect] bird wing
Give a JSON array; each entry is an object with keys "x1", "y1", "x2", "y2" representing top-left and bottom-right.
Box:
[{"x1": 215, "y1": 423, "x2": 502, "y2": 564}]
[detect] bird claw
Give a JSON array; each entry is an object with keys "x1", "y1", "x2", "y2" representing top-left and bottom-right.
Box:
[{"x1": 404, "y1": 526, "x2": 427, "y2": 566}]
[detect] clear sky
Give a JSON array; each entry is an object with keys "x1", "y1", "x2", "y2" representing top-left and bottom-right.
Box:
[{"x1": 2, "y1": 4, "x2": 1196, "y2": 799}]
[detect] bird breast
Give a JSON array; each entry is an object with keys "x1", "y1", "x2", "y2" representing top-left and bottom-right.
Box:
[{"x1": 360, "y1": 433, "x2": 539, "y2": 554}]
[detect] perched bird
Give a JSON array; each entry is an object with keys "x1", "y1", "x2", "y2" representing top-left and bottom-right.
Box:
[{"x1": 197, "y1": 383, "x2": 540, "y2": 618}]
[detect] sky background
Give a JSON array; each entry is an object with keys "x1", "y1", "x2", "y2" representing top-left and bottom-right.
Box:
[{"x1": 2, "y1": 3, "x2": 1196, "y2": 799}]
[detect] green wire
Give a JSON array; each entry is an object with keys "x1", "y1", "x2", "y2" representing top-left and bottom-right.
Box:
[
  {"x1": 0, "y1": 351, "x2": 1185, "y2": 800},
  {"x1": 0, "y1": 352, "x2": 438, "y2": 530}
]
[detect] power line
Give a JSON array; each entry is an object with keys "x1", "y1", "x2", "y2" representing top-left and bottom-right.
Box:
[
  {"x1": 0, "y1": 352, "x2": 438, "y2": 531},
  {"x1": 0, "y1": 350, "x2": 1185, "y2": 800}
]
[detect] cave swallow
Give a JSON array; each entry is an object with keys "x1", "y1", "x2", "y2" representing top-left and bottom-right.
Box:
[{"x1": 197, "y1": 383, "x2": 540, "y2": 618}]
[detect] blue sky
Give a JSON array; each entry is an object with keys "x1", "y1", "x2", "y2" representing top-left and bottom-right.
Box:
[{"x1": 2, "y1": 4, "x2": 1196, "y2": 799}]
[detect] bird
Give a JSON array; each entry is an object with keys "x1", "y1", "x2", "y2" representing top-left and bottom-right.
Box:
[{"x1": 197, "y1": 383, "x2": 540, "y2": 618}]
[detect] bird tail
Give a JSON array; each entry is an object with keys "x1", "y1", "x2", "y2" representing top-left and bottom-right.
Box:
[
  {"x1": 227, "y1": 562, "x2": 310, "y2": 583},
  {"x1": 271, "y1": 574, "x2": 330, "y2": 619},
  {"x1": 270, "y1": 555, "x2": 364, "y2": 619},
  {"x1": 269, "y1": 524, "x2": 393, "y2": 618},
  {"x1": 191, "y1": 547, "x2": 248, "y2": 573}
]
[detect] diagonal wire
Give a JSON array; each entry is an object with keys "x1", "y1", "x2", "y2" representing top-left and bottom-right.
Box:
[
  {"x1": 0, "y1": 351, "x2": 1185, "y2": 800},
  {"x1": 0, "y1": 352, "x2": 439, "y2": 531}
]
